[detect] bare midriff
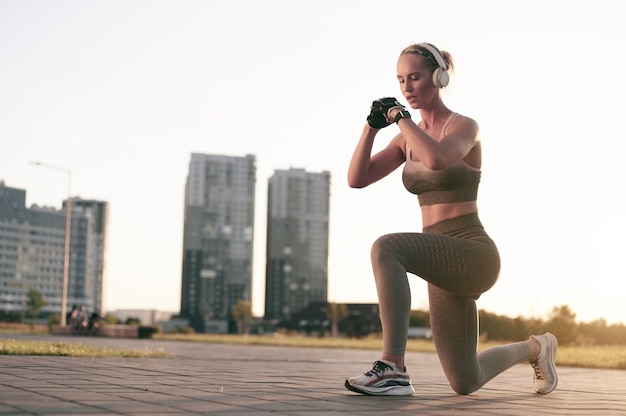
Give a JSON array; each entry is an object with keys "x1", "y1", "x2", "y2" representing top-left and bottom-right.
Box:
[{"x1": 420, "y1": 200, "x2": 478, "y2": 228}]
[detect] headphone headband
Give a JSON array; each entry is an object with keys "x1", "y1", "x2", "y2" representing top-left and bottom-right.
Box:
[
  {"x1": 410, "y1": 43, "x2": 449, "y2": 88},
  {"x1": 417, "y1": 43, "x2": 447, "y2": 70}
]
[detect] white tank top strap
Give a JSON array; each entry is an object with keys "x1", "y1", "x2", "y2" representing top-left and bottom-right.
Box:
[{"x1": 440, "y1": 112, "x2": 460, "y2": 139}]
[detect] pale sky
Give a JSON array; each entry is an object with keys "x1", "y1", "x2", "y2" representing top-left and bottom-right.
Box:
[{"x1": 2, "y1": 0, "x2": 625, "y2": 325}]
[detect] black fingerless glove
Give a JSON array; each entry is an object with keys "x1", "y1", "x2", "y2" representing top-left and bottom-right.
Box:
[{"x1": 366, "y1": 97, "x2": 404, "y2": 129}]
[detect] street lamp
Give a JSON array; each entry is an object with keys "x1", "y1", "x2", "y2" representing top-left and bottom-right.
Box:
[{"x1": 29, "y1": 161, "x2": 72, "y2": 327}]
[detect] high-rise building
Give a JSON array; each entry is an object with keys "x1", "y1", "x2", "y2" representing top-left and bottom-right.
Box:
[
  {"x1": 180, "y1": 153, "x2": 256, "y2": 333},
  {"x1": 69, "y1": 198, "x2": 109, "y2": 316},
  {"x1": 264, "y1": 168, "x2": 330, "y2": 322},
  {"x1": 0, "y1": 181, "x2": 108, "y2": 318}
]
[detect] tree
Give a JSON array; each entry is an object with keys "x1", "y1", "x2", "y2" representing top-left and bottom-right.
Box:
[
  {"x1": 125, "y1": 317, "x2": 141, "y2": 326},
  {"x1": 409, "y1": 309, "x2": 430, "y2": 328},
  {"x1": 232, "y1": 299, "x2": 252, "y2": 335},
  {"x1": 546, "y1": 305, "x2": 578, "y2": 345},
  {"x1": 478, "y1": 310, "x2": 528, "y2": 341},
  {"x1": 323, "y1": 303, "x2": 348, "y2": 338},
  {"x1": 24, "y1": 287, "x2": 46, "y2": 324}
]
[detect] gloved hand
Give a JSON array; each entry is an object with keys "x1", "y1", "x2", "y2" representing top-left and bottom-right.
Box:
[{"x1": 367, "y1": 97, "x2": 405, "y2": 129}]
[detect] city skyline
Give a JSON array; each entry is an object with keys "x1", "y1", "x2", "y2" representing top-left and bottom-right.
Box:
[{"x1": 1, "y1": 1, "x2": 624, "y2": 326}]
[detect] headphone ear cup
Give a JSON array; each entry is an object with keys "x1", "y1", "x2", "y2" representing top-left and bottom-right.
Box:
[{"x1": 432, "y1": 68, "x2": 450, "y2": 88}]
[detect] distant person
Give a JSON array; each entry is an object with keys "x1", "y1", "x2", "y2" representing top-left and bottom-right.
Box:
[
  {"x1": 344, "y1": 42, "x2": 558, "y2": 396},
  {"x1": 69, "y1": 305, "x2": 78, "y2": 324}
]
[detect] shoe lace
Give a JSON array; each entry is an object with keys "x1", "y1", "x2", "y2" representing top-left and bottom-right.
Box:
[
  {"x1": 531, "y1": 358, "x2": 544, "y2": 380},
  {"x1": 365, "y1": 361, "x2": 393, "y2": 378}
]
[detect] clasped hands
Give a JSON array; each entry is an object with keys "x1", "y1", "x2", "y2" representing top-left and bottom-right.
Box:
[{"x1": 366, "y1": 97, "x2": 408, "y2": 129}]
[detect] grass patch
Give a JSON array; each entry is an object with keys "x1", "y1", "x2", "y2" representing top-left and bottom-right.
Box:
[
  {"x1": 556, "y1": 345, "x2": 626, "y2": 370},
  {"x1": 156, "y1": 332, "x2": 390, "y2": 350},
  {"x1": 0, "y1": 326, "x2": 49, "y2": 335},
  {"x1": 0, "y1": 339, "x2": 167, "y2": 358},
  {"x1": 154, "y1": 333, "x2": 626, "y2": 370},
  {"x1": 2, "y1": 331, "x2": 624, "y2": 370}
]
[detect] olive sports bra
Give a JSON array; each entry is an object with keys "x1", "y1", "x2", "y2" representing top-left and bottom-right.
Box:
[{"x1": 401, "y1": 112, "x2": 481, "y2": 206}]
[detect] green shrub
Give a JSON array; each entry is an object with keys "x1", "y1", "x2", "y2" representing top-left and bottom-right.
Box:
[
  {"x1": 173, "y1": 325, "x2": 195, "y2": 334},
  {"x1": 138, "y1": 326, "x2": 161, "y2": 339},
  {"x1": 47, "y1": 314, "x2": 60, "y2": 329}
]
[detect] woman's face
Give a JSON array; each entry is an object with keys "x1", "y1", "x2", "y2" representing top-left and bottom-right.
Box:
[{"x1": 396, "y1": 53, "x2": 438, "y2": 109}]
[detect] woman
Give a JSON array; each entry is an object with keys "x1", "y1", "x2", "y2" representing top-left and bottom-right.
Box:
[{"x1": 344, "y1": 42, "x2": 558, "y2": 396}]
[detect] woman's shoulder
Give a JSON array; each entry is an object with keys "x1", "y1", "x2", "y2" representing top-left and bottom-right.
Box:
[
  {"x1": 452, "y1": 112, "x2": 477, "y2": 126},
  {"x1": 449, "y1": 112, "x2": 479, "y2": 135}
]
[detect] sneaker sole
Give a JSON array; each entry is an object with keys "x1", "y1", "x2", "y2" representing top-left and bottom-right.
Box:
[
  {"x1": 536, "y1": 333, "x2": 558, "y2": 394},
  {"x1": 344, "y1": 380, "x2": 415, "y2": 396}
]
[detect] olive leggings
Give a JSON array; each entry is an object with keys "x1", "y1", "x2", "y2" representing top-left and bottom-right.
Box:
[{"x1": 371, "y1": 213, "x2": 530, "y2": 394}]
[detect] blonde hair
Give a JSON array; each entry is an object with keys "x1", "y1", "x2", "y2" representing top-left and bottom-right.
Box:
[{"x1": 401, "y1": 43, "x2": 454, "y2": 74}]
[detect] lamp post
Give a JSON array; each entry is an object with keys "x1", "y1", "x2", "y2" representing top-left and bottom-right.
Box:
[{"x1": 30, "y1": 161, "x2": 72, "y2": 327}]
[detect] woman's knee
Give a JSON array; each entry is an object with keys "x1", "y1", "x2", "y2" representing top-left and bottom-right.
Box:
[
  {"x1": 447, "y1": 375, "x2": 480, "y2": 395},
  {"x1": 370, "y1": 234, "x2": 397, "y2": 264}
]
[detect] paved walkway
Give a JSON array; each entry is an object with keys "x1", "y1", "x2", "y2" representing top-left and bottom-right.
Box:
[{"x1": 0, "y1": 334, "x2": 625, "y2": 415}]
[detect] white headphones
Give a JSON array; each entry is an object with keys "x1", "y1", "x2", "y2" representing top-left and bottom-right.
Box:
[{"x1": 418, "y1": 43, "x2": 449, "y2": 88}]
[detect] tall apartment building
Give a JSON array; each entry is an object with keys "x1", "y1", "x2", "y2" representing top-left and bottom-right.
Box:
[
  {"x1": 264, "y1": 168, "x2": 330, "y2": 322},
  {"x1": 70, "y1": 198, "x2": 109, "y2": 316},
  {"x1": 0, "y1": 181, "x2": 108, "y2": 318},
  {"x1": 180, "y1": 153, "x2": 256, "y2": 333}
]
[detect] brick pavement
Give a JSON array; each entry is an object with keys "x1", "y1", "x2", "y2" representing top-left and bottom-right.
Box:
[{"x1": 0, "y1": 334, "x2": 624, "y2": 415}]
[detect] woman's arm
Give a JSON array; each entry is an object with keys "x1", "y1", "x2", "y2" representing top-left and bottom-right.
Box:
[
  {"x1": 391, "y1": 111, "x2": 479, "y2": 170},
  {"x1": 347, "y1": 123, "x2": 406, "y2": 188}
]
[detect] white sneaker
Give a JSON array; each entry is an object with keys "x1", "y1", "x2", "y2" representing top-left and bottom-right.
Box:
[
  {"x1": 345, "y1": 360, "x2": 415, "y2": 396},
  {"x1": 530, "y1": 332, "x2": 558, "y2": 394}
]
